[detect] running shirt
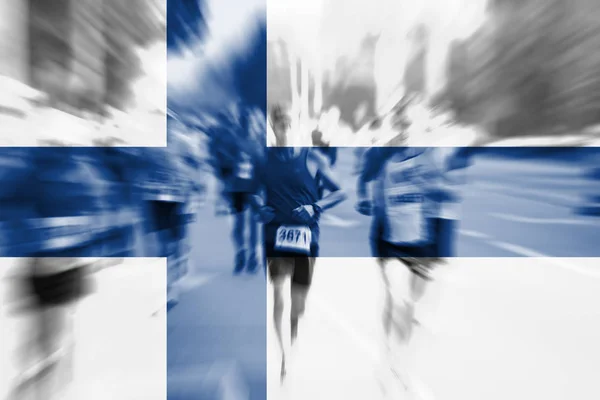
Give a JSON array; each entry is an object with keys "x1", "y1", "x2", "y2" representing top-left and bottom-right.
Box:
[
  {"x1": 211, "y1": 122, "x2": 259, "y2": 193},
  {"x1": 379, "y1": 149, "x2": 436, "y2": 245},
  {"x1": 258, "y1": 148, "x2": 321, "y2": 251},
  {"x1": 362, "y1": 147, "x2": 437, "y2": 246},
  {"x1": 230, "y1": 150, "x2": 256, "y2": 193}
]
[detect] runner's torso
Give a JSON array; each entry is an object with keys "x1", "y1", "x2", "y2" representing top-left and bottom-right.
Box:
[
  {"x1": 263, "y1": 149, "x2": 319, "y2": 224},
  {"x1": 261, "y1": 148, "x2": 321, "y2": 247},
  {"x1": 374, "y1": 148, "x2": 436, "y2": 246},
  {"x1": 230, "y1": 149, "x2": 257, "y2": 193},
  {"x1": 214, "y1": 130, "x2": 257, "y2": 193}
]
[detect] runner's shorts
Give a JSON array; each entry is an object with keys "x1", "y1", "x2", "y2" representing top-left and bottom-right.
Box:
[
  {"x1": 264, "y1": 222, "x2": 319, "y2": 286},
  {"x1": 267, "y1": 256, "x2": 317, "y2": 287},
  {"x1": 26, "y1": 263, "x2": 91, "y2": 307},
  {"x1": 228, "y1": 192, "x2": 252, "y2": 213},
  {"x1": 370, "y1": 217, "x2": 456, "y2": 280}
]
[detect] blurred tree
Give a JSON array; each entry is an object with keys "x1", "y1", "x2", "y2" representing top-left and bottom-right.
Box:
[
  {"x1": 323, "y1": 34, "x2": 379, "y2": 131},
  {"x1": 28, "y1": 0, "x2": 71, "y2": 104},
  {"x1": 404, "y1": 23, "x2": 429, "y2": 98},
  {"x1": 441, "y1": 0, "x2": 600, "y2": 137},
  {"x1": 102, "y1": 0, "x2": 165, "y2": 110}
]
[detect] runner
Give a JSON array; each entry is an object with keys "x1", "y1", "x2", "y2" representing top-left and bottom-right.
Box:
[
  {"x1": 8, "y1": 257, "x2": 94, "y2": 400},
  {"x1": 355, "y1": 102, "x2": 450, "y2": 396},
  {"x1": 6, "y1": 149, "x2": 101, "y2": 400},
  {"x1": 230, "y1": 106, "x2": 264, "y2": 273},
  {"x1": 208, "y1": 106, "x2": 262, "y2": 273},
  {"x1": 254, "y1": 104, "x2": 347, "y2": 381}
]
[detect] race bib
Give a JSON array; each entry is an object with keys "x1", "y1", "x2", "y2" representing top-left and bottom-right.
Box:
[
  {"x1": 384, "y1": 188, "x2": 429, "y2": 244},
  {"x1": 274, "y1": 225, "x2": 312, "y2": 254}
]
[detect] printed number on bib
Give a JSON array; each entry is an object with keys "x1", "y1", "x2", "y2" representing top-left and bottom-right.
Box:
[{"x1": 275, "y1": 225, "x2": 311, "y2": 254}]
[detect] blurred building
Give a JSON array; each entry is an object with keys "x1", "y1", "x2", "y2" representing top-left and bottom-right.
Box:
[
  {"x1": 267, "y1": 40, "x2": 293, "y2": 108},
  {"x1": 0, "y1": 0, "x2": 165, "y2": 115},
  {"x1": 0, "y1": 0, "x2": 28, "y2": 83}
]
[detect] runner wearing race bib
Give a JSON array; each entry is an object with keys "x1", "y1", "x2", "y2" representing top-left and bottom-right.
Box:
[
  {"x1": 356, "y1": 100, "x2": 463, "y2": 397},
  {"x1": 356, "y1": 104, "x2": 443, "y2": 369},
  {"x1": 254, "y1": 104, "x2": 347, "y2": 381}
]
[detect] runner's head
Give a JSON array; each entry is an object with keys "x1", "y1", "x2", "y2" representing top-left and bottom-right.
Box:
[
  {"x1": 311, "y1": 129, "x2": 324, "y2": 146},
  {"x1": 269, "y1": 104, "x2": 291, "y2": 146}
]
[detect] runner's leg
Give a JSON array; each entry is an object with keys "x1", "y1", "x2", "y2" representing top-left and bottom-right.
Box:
[
  {"x1": 375, "y1": 257, "x2": 414, "y2": 398},
  {"x1": 378, "y1": 258, "x2": 393, "y2": 338},
  {"x1": 396, "y1": 255, "x2": 432, "y2": 343},
  {"x1": 289, "y1": 257, "x2": 314, "y2": 344},
  {"x1": 247, "y1": 195, "x2": 260, "y2": 272},
  {"x1": 401, "y1": 269, "x2": 427, "y2": 342},
  {"x1": 14, "y1": 304, "x2": 70, "y2": 400},
  {"x1": 232, "y1": 193, "x2": 246, "y2": 273},
  {"x1": 268, "y1": 258, "x2": 290, "y2": 380},
  {"x1": 272, "y1": 277, "x2": 286, "y2": 354}
]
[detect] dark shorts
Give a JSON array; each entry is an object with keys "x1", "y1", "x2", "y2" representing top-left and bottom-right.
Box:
[
  {"x1": 27, "y1": 266, "x2": 90, "y2": 307},
  {"x1": 267, "y1": 256, "x2": 316, "y2": 287},
  {"x1": 370, "y1": 218, "x2": 435, "y2": 259},
  {"x1": 370, "y1": 217, "x2": 456, "y2": 280},
  {"x1": 265, "y1": 237, "x2": 319, "y2": 286},
  {"x1": 370, "y1": 217, "x2": 456, "y2": 257},
  {"x1": 227, "y1": 191, "x2": 252, "y2": 213}
]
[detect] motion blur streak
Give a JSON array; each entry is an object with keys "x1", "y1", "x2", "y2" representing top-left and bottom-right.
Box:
[
  {"x1": 165, "y1": 0, "x2": 600, "y2": 399},
  {"x1": 0, "y1": 0, "x2": 166, "y2": 146},
  {"x1": 0, "y1": 2, "x2": 184, "y2": 399},
  {"x1": 167, "y1": 1, "x2": 267, "y2": 400}
]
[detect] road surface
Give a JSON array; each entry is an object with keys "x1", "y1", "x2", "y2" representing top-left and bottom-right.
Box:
[
  {"x1": 266, "y1": 258, "x2": 600, "y2": 400},
  {"x1": 165, "y1": 150, "x2": 600, "y2": 399}
]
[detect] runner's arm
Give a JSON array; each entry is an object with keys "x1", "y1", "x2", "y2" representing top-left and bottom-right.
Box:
[
  {"x1": 247, "y1": 156, "x2": 266, "y2": 209},
  {"x1": 357, "y1": 147, "x2": 387, "y2": 200},
  {"x1": 308, "y1": 150, "x2": 347, "y2": 212}
]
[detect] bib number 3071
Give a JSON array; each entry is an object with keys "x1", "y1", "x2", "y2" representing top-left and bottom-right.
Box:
[{"x1": 275, "y1": 225, "x2": 312, "y2": 254}]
